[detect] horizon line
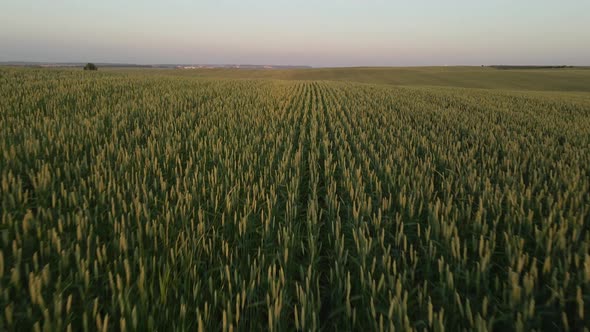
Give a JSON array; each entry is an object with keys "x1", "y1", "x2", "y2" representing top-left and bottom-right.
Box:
[{"x1": 2, "y1": 61, "x2": 589, "y2": 69}]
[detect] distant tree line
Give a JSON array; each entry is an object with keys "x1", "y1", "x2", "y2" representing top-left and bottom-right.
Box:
[{"x1": 488, "y1": 65, "x2": 573, "y2": 70}]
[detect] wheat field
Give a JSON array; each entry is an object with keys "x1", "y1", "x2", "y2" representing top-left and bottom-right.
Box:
[{"x1": 1, "y1": 68, "x2": 589, "y2": 331}]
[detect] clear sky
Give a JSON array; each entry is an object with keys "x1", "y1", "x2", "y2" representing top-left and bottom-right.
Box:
[{"x1": 1, "y1": 0, "x2": 589, "y2": 67}]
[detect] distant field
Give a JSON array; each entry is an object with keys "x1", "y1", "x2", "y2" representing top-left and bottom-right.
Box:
[
  {"x1": 1, "y1": 67, "x2": 589, "y2": 331},
  {"x1": 10, "y1": 65, "x2": 590, "y2": 92},
  {"x1": 136, "y1": 66, "x2": 590, "y2": 92}
]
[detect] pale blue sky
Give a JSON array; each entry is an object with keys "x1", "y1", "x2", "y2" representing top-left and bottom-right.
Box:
[{"x1": 1, "y1": 0, "x2": 589, "y2": 66}]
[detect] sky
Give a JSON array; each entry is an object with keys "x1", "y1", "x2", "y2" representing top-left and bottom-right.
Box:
[{"x1": 1, "y1": 0, "x2": 589, "y2": 67}]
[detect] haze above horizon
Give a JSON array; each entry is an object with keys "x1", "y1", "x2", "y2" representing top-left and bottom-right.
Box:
[{"x1": 1, "y1": 1, "x2": 589, "y2": 67}]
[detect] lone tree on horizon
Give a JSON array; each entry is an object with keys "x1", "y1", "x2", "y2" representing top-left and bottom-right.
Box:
[{"x1": 84, "y1": 63, "x2": 98, "y2": 71}]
